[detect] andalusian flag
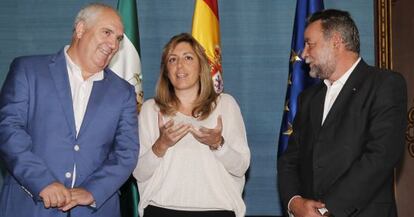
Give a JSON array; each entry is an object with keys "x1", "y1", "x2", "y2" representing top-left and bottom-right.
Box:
[
  {"x1": 109, "y1": 0, "x2": 141, "y2": 216},
  {"x1": 109, "y1": 0, "x2": 143, "y2": 111},
  {"x1": 191, "y1": 0, "x2": 223, "y2": 93}
]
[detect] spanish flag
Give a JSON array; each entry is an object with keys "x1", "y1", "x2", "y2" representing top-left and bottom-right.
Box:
[{"x1": 191, "y1": 0, "x2": 223, "y2": 93}]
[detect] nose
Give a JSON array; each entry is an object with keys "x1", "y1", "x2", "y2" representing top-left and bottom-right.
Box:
[
  {"x1": 108, "y1": 36, "x2": 118, "y2": 50},
  {"x1": 176, "y1": 57, "x2": 183, "y2": 68},
  {"x1": 301, "y1": 46, "x2": 309, "y2": 60}
]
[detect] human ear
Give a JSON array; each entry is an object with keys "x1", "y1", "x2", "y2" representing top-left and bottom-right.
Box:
[
  {"x1": 75, "y1": 21, "x2": 86, "y2": 39},
  {"x1": 331, "y1": 32, "x2": 343, "y2": 49}
]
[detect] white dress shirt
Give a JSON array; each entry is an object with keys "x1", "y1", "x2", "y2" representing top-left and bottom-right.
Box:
[
  {"x1": 64, "y1": 45, "x2": 103, "y2": 187},
  {"x1": 322, "y1": 57, "x2": 361, "y2": 124}
]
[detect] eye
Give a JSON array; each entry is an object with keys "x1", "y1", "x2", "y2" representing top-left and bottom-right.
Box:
[
  {"x1": 103, "y1": 30, "x2": 111, "y2": 36},
  {"x1": 168, "y1": 57, "x2": 177, "y2": 64},
  {"x1": 184, "y1": 55, "x2": 193, "y2": 61},
  {"x1": 306, "y1": 42, "x2": 316, "y2": 48}
]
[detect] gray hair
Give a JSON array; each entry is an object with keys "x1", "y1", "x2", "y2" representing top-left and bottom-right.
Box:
[
  {"x1": 308, "y1": 9, "x2": 360, "y2": 54},
  {"x1": 73, "y1": 3, "x2": 118, "y2": 30}
]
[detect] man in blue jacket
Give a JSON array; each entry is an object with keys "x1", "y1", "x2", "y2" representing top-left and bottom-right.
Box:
[{"x1": 0, "y1": 3, "x2": 139, "y2": 217}]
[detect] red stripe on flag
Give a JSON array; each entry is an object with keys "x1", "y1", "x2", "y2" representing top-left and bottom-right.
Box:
[{"x1": 203, "y1": 0, "x2": 219, "y2": 20}]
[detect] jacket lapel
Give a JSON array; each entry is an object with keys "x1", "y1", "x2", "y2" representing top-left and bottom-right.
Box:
[
  {"x1": 310, "y1": 84, "x2": 326, "y2": 133},
  {"x1": 49, "y1": 49, "x2": 77, "y2": 138},
  {"x1": 77, "y1": 69, "x2": 111, "y2": 138}
]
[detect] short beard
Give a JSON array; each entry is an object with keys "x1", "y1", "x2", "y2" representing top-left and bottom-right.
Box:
[
  {"x1": 308, "y1": 60, "x2": 335, "y2": 80},
  {"x1": 309, "y1": 65, "x2": 321, "y2": 78}
]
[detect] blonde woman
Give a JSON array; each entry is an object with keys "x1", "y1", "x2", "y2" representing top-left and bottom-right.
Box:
[{"x1": 133, "y1": 33, "x2": 250, "y2": 217}]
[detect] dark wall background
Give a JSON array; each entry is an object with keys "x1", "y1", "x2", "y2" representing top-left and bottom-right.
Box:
[
  {"x1": 0, "y1": 0, "x2": 374, "y2": 215},
  {"x1": 392, "y1": 0, "x2": 414, "y2": 217}
]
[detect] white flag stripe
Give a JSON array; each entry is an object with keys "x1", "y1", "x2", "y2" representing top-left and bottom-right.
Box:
[{"x1": 110, "y1": 34, "x2": 142, "y2": 91}]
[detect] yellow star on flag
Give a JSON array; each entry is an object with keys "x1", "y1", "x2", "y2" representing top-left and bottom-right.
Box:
[
  {"x1": 283, "y1": 122, "x2": 293, "y2": 136},
  {"x1": 290, "y1": 49, "x2": 302, "y2": 63}
]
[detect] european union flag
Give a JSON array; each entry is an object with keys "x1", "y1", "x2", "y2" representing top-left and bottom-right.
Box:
[{"x1": 278, "y1": 0, "x2": 324, "y2": 157}]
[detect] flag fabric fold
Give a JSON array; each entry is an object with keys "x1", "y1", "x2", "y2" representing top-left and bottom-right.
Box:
[
  {"x1": 278, "y1": 0, "x2": 324, "y2": 157},
  {"x1": 109, "y1": 0, "x2": 142, "y2": 216},
  {"x1": 110, "y1": 0, "x2": 143, "y2": 112},
  {"x1": 191, "y1": 0, "x2": 223, "y2": 93}
]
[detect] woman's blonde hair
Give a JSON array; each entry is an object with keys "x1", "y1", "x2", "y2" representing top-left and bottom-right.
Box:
[{"x1": 155, "y1": 33, "x2": 218, "y2": 120}]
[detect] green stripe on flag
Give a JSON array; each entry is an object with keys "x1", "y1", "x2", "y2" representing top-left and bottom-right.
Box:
[
  {"x1": 117, "y1": 0, "x2": 140, "y2": 54},
  {"x1": 115, "y1": 0, "x2": 141, "y2": 217}
]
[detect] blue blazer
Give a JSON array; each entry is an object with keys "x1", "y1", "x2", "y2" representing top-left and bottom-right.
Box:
[{"x1": 0, "y1": 49, "x2": 139, "y2": 217}]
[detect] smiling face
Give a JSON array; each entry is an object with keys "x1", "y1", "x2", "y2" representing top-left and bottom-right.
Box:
[
  {"x1": 302, "y1": 20, "x2": 337, "y2": 80},
  {"x1": 166, "y1": 42, "x2": 201, "y2": 94},
  {"x1": 72, "y1": 8, "x2": 124, "y2": 75}
]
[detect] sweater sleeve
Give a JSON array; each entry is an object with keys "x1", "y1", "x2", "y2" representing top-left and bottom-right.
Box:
[
  {"x1": 213, "y1": 94, "x2": 250, "y2": 177},
  {"x1": 133, "y1": 100, "x2": 162, "y2": 182}
]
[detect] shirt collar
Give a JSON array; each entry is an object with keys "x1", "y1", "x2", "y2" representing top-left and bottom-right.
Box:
[
  {"x1": 64, "y1": 45, "x2": 104, "y2": 82},
  {"x1": 324, "y1": 57, "x2": 361, "y2": 87}
]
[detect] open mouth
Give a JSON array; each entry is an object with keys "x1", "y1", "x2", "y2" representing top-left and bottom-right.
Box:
[
  {"x1": 176, "y1": 72, "x2": 188, "y2": 79},
  {"x1": 99, "y1": 47, "x2": 111, "y2": 56}
]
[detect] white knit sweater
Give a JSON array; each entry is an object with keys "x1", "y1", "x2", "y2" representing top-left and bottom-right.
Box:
[{"x1": 133, "y1": 94, "x2": 250, "y2": 217}]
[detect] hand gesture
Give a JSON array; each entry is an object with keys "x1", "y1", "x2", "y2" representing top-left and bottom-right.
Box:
[
  {"x1": 152, "y1": 112, "x2": 191, "y2": 157},
  {"x1": 39, "y1": 181, "x2": 71, "y2": 209},
  {"x1": 60, "y1": 187, "x2": 95, "y2": 211},
  {"x1": 290, "y1": 197, "x2": 326, "y2": 217},
  {"x1": 191, "y1": 115, "x2": 223, "y2": 150}
]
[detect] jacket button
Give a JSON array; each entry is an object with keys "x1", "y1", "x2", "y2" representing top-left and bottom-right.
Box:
[
  {"x1": 65, "y1": 172, "x2": 72, "y2": 178},
  {"x1": 74, "y1": 145, "x2": 80, "y2": 151}
]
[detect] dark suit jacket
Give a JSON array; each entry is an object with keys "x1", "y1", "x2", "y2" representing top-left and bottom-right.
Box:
[
  {"x1": 0, "y1": 49, "x2": 139, "y2": 217},
  {"x1": 278, "y1": 60, "x2": 407, "y2": 217}
]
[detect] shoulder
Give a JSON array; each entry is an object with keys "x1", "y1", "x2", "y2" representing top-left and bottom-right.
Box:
[
  {"x1": 104, "y1": 68, "x2": 136, "y2": 91},
  {"x1": 353, "y1": 59, "x2": 403, "y2": 81},
  {"x1": 14, "y1": 48, "x2": 66, "y2": 65},
  {"x1": 142, "y1": 98, "x2": 157, "y2": 108},
  {"x1": 358, "y1": 61, "x2": 406, "y2": 87},
  {"x1": 140, "y1": 98, "x2": 159, "y2": 115},
  {"x1": 138, "y1": 98, "x2": 161, "y2": 124},
  {"x1": 218, "y1": 93, "x2": 239, "y2": 104},
  {"x1": 217, "y1": 93, "x2": 240, "y2": 106},
  {"x1": 375, "y1": 68, "x2": 405, "y2": 83},
  {"x1": 217, "y1": 93, "x2": 242, "y2": 111},
  {"x1": 8, "y1": 48, "x2": 66, "y2": 74},
  {"x1": 10, "y1": 54, "x2": 54, "y2": 69},
  {"x1": 374, "y1": 68, "x2": 407, "y2": 96},
  {"x1": 6, "y1": 54, "x2": 55, "y2": 81}
]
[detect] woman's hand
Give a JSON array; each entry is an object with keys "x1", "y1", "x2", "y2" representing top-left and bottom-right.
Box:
[
  {"x1": 152, "y1": 112, "x2": 191, "y2": 157},
  {"x1": 191, "y1": 115, "x2": 224, "y2": 150}
]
